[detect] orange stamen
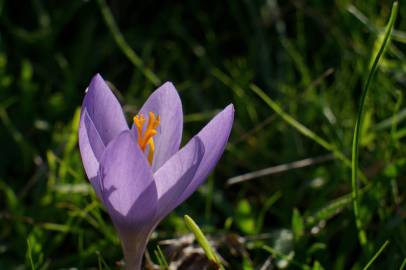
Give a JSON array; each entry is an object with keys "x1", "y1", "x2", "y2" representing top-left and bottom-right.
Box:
[{"x1": 133, "y1": 112, "x2": 160, "y2": 164}]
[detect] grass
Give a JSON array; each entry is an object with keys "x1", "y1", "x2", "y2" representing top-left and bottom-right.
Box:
[
  {"x1": 0, "y1": 0, "x2": 405, "y2": 269},
  {"x1": 351, "y1": 1, "x2": 398, "y2": 251}
]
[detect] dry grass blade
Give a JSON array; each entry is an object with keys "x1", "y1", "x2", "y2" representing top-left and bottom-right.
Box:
[{"x1": 227, "y1": 154, "x2": 334, "y2": 185}]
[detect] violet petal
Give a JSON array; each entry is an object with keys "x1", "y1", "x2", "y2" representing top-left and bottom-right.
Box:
[
  {"x1": 176, "y1": 104, "x2": 234, "y2": 205},
  {"x1": 82, "y1": 74, "x2": 128, "y2": 146},
  {"x1": 98, "y1": 130, "x2": 157, "y2": 227},
  {"x1": 133, "y1": 82, "x2": 183, "y2": 172},
  {"x1": 78, "y1": 109, "x2": 105, "y2": 196},
  {"x1": 154, "y1": 137, "x2": 205, "y2": 219}
]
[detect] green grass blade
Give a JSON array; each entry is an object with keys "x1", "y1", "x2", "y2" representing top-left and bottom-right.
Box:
[
  {"x1": 351, "y1": 1, "x2": 398, "y2": 248},
  {"x1": 184, "y1": 215, "x2": 224, "y2": 269},
  {"x1": 263, "y1": 245, "x2": 311, "y2": 270},
  {"x1": 400, "y1": 258, "x2": 406, "y2": 270},
  {"x1": 96, "y1": 0, "x2": 161, "y2": 86},
  {"x1": 362, "y1": 240, "x2": 390, "y2": 270},
  {"x1": 95, "y1": 251, "x2": 111, "y2": 270},
  {"x1": 250, "y1": 84, "x2": 366, "y2": 182},
  {"x1": 27, "y1": 240, "x2": 36, "y2": 270},
  {"x1": 154, "y1": 245, "x2": 169, "y2": 270}
]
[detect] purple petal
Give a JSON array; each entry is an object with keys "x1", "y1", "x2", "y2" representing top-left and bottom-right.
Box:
[
  {"x1": 98, "y1": 130, "x2": 157, "y2": 227},
  {"x1": 176, "y1": 104, "x2": 234, "y2": 205},
  {"x1": 115, "y1": 138, "x2": 205, "y2": 269},
  {"x1": 133, "y1": 82, "x2": 183, "y2": 172},
  {"x1": 154, "y1": 137, "x2": 205, "y2": 219},
  {"x1": 82, "y1": 74, "x2": 128, "y2": 146},
  {"x1": 78, "y1": 109, "x2": 105, "y2": 197}
]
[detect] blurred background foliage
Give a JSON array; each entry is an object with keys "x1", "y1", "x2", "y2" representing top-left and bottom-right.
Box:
[{"x1": 0, "y1": 0, "x2": 405, "y2": 269}]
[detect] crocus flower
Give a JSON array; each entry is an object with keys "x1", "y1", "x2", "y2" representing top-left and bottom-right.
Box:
[{"x1": 78, "y1": 74, "x2": 234, "y2": 270}]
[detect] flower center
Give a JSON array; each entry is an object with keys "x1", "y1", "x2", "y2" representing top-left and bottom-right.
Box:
[{"x1": 133, "y1": 112, "x2": 160, "y2": 165}]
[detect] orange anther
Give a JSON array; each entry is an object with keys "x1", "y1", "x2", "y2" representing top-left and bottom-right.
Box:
[{"x1": 133, "y1": 112, "x2": 160, "y2": 165}]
